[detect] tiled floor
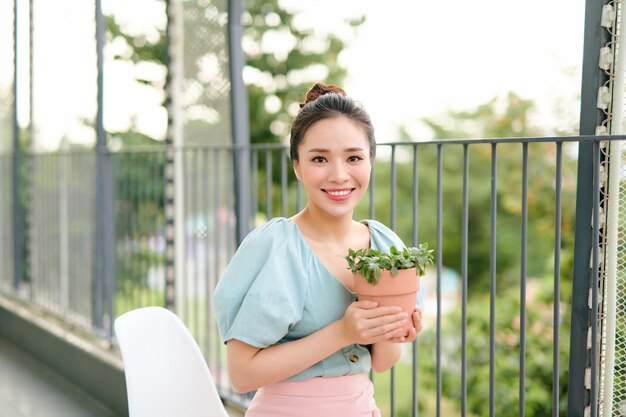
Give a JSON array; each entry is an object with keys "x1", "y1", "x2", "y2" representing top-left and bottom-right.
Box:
[{"x1": 0, "y1": 338, "x2": 117, "y2": 417}]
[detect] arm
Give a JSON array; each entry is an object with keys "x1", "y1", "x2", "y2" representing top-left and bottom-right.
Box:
[
  {"x1": 370, "y1": 306, "x2": 423, "y2": 372},
  {"x1": 226, "y1": 300, "x2": 408, "y2": 393}
]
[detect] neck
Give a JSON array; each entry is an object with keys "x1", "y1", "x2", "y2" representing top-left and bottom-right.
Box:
[{"x1": 294, "y1": 206, "x2": 355, "y2": 242}]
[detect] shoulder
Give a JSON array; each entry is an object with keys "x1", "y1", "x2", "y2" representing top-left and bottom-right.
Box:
[
  {"x1": 241, "y1": 217, "x2": 296, "y2": 246},
  {"x1": 216, "y1": 217, "x2": 300, "y2": 275},
  {"x1": 361, "y1": 219, "x2": 406, "y2": 251},
  {"x1": 361, "y1": 219, "x2": 400, "y2": 240}
]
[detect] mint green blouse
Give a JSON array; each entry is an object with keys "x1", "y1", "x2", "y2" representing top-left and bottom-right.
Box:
[{"x1": 212, "y1": 217, "x2": 425, "y2": 381}]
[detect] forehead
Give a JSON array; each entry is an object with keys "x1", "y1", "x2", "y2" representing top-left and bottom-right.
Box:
[{"x1": 300, "y1": 117, "x2": 369, "y2": 148}]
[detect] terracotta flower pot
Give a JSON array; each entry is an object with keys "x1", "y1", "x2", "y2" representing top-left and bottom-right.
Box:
[{"x1": 353, "y1": 268, "x2": 420, "y2": 337}]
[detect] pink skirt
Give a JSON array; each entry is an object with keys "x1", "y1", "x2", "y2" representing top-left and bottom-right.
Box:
[{"x1": 245, "y1": 373, "x2": 381, "y2": 417}]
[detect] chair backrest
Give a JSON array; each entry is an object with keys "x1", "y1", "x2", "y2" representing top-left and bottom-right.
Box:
[{"x1": 114, "y1": 306, "x2": 229, "y2": 417}]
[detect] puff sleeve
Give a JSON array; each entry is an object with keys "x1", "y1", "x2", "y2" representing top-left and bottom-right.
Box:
[{"x1": 212, "y1": 218, "x2": 308, "y2": 348}]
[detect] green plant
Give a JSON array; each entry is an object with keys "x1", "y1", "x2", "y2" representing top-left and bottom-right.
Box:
[{"x1": 345, "y1": 244, "x2": 434, "y2": 285}]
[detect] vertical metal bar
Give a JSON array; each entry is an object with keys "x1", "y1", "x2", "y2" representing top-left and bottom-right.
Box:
[
  {"x1": 132, "y1": 155, "x2": 140, "y2": 308},
  {"x1": 436, "y1": 144, "x2": 443, "y2": 417},
  {"x1": 390, "y1": 367, "x2": 396, "y2": 417},
  {"x1": 489, "y1": 143, "x2": 497, "y2": 417},
  {"x1": 213, "y1": 149, "x2": 223, "y2": 385},
  {"x1": 553, "y1": 141, "x2": 563, "y2": 417},
  {"x1": 368, "y1": 160, "x2": 375, "y2": 384},
  {"x1": 59, "y1": 149, "x2": 69, "y2": 314},
  {"x1": 203, "y1": 149, "x2": 212, "y2": 358},
  {"x1": 461, "y1": 144, "x2": 469, "y2": 417},
  {"x1": 265, "y1": 150, "x2": 272, "y2": 219},
  {"x1": 11, "y1": 0, "x2": 22, "y2": 290},
  {"x1": 105, "y1": 153, "x2": 116, "y2": 338},
  {"x1": 92, "y1": 0, "x2": 107, "y2": 330},
  {"x1": 390, "y1": 144, "x2": 396, "y2": 229},
  {"x1": 138, "y1": 153, "x2": 154, "y2": 304},
  {"x1": 519, "y1": 143, "x2": 528, "y2": 417},
  {"x1": 412, "y1": 143, "x2": 419, "y2": 417},
  {"x1": 155, "y1": 152, "x2": 164, "y2": 306},
  {"x1": 192, "y1": 150, "x2": 199, "y2": 337},
  {"x1": 252, "y1": 150, "x2": 258, "y2": 216},
  {"x1": 114, "y1": 154, "x2": 125, "y2": 316},
  {"x1": 228, "y1": 0, "x2": 251, "y2": 245},
  {"x1": 41, "y1": 156, "x2": 48, "y2": 304},
  {"x1": 569, "y1": 0, "x2": 611, "y2": 414},
  {"x1": 224, "y1": 146, "x2": 236, "y2": 278},
  {"x1": 26, "y1": 0, "x2": 33, "y2": 289},
  {"x1": 163, "y1": 0, "x2": 179, "y2": 312},
  {"x1": 281, "y1": 149, "x2": 287, "y2": 217},
  {"x1": 95, "y1": 0, "x2": 105, "y2": 175},
  {"x1": 369, "y1": 165, "x2": 375, "y2": 219},
  {"x1": 390, "y1": 144, "x2": 396, "y2": 417},
  {"x1": 181, "y1": 150, "x2": 190, "y2": 318},
  {"x1": 140, "y1": 153, "x2": 149, "y2": 306},
  {"x1": 590, "y1": 141, "x2": 600, "y2": 417}
]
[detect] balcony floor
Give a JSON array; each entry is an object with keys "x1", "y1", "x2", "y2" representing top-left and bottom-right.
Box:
[{"x1": 0, "y1": 338, "x2": 117, "y2": 417}]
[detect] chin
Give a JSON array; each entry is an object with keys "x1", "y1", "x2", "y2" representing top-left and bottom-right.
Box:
[{"x1": 325, "y1": 207, "x2": 357, "y2": 219}]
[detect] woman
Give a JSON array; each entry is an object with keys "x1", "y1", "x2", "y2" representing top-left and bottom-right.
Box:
[{"x1": 213, "y1": 82, "x2": 424, "y2": 417}]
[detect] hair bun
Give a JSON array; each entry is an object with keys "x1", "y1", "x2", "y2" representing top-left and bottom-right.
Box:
[{"x1": 300, "y1": 82, "x2": 347, "y2": 108}]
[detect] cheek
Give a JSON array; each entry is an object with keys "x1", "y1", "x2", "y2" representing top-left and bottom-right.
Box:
[
  {"x1": 295, "y1": 165, "x2": 320, "y2": 184},
  {"x1": 359, "y1": 164, "x2": 372, "y2": 183}
]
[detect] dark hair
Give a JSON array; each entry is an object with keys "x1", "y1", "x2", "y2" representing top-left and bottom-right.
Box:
[{"x1": 289, "y1": 82, "x2": 376, "y2": 161}]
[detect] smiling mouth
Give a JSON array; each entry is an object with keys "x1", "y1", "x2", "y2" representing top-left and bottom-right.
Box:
[{"x1": 323, "y1": 188, "x2": 354, "y2": 197}]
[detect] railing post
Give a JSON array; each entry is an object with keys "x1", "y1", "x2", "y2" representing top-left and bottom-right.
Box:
[
  {"x1": 93, "y1": 0, "x2": 115, "y2": 337},
  {"x1": 11, "y1": 0, "x2": 23, "y2": 290},
  {"x1": 228, "y1": 0, "x2": 251, "y2": 245},
  {"x1": 568, "y1": 0, "x2": 611, "y2": 415},
  {"x1": 164, "y1": 0, "x2": 182, "y2": 311}
]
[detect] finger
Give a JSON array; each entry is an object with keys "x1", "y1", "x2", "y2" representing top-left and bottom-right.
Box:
[
  {"x1": 411, "y1": 315, "x2": 423, "y2": 333},
  {"x1": 365, "y1": 317, "x2": 408, "y2": 339},
  {"x1": 353, "y1": 300, "x2": 378, "y2": 309},
  {"x1": 412, "y1": 311, "x2": 422, "y2": 326},
  {"x1": 405, "y1": 326, "x2": 417, "y2": 341},
  {"x1": 386, "y1": 326, "x2": 409, "y2": 342},
  {"x1": 387, "y1": 336, "x2": 406, "y2": 343},
  {"x1": 370, "y1": 312, "x2": 409, "y2": 328},
  {"x1": 361, "y1": 305, "x2": 404, "y2": 319},
  {"x1": 415, "y1": 320, "x2": 423, "y2": 333}
]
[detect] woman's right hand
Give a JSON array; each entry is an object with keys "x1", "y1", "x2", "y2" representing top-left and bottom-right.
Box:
[{"x1": 338, "y1": 300, "x2": 409, "y2": 345}]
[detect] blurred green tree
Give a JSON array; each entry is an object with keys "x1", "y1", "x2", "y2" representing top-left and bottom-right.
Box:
[
  {"x1": 105, "y1": 0, "x2": 362, "y2": 145},
  {"x1": 380, "y1": 92, "x2": 579, "y2": 291}
]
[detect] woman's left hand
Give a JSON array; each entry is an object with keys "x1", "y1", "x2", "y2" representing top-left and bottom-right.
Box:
[{"x1": 387, "y1": 306, "x2": 423, "y2": 343}]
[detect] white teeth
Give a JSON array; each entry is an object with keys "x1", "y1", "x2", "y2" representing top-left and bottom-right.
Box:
[{"x1": 327, "y1": 190, "x2": 350, "y2": 196}]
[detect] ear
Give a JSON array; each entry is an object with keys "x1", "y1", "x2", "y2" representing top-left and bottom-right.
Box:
[{"x1": 292, "y1": 160, "x2": 301, "y2": 181}]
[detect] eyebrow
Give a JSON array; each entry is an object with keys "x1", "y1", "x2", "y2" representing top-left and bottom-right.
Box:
[{"x1": 306, "y1": 147, "x2": 366, "y2": 153}]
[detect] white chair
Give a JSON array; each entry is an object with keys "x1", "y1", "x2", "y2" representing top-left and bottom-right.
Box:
[{"x1": 114, "y1": 306, "x2": 230, "y2": 417}]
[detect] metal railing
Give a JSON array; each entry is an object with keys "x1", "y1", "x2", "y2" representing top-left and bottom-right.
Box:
[{"x1": 0, "y1": 135, "x2": 621, "y2": 416}]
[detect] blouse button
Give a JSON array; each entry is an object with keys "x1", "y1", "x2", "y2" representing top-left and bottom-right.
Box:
[{"x1": 348, "y1": 354, "x2": 359, "y2": 363}]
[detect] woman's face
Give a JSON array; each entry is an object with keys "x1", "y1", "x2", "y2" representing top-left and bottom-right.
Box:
[{"x1": 293, "y1": 116, "x2": 372, "y2": 219}]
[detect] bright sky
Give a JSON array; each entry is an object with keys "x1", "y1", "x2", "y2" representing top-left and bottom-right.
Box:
[
  {"x1": 1, "y1": 0, "x2": 586, "y2": 150},
  {"x1": 298, "y1": 0, "x2": 586, "y2": 140}
]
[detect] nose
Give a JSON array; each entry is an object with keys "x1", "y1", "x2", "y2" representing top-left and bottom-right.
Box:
[{"x1": 329, "y1": 161, "x2": 350, "y2": 183}]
